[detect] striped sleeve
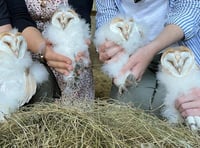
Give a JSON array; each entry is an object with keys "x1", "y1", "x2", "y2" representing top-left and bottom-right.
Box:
[
  {"x1": 166, "y1": 0, "x2": 200, "y2": 40},
  {"x1": 95, "y1": 0, "x2": 120, "y2": 28}
]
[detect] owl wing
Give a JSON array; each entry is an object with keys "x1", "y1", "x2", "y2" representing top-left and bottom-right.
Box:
[{"x1": 19, "y1": 71, "x2": 37, "y2": 106}]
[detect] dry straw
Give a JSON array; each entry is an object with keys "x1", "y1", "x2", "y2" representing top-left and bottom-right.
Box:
[{"x1": 0, "y1": 99, "x2": 199, "y2": 147}]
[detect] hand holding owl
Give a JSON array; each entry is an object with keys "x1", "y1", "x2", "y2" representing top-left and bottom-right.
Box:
[
  {"x1": 43, "y1": 4, "x2": 91, "y2": 94},
  {"x1": 97, "y1": 40, "x2": 124, "y2": 62},
  {"x1": 94, "y1": 16, "x2": 146, "y2": 94},
  {"x1": 0, "y1": 29, "x2": 48, "y2": 121},
  {"x1": 41, "y1": 40, "x2": 73, "y2": 75},
  {"x1": 121, "y1": 44, "x2": 156, "y2": 82},
  {"x1": 157, "y1": 46, "x2": 200, "y2": 131},
  {"x1": 176, "y1": 88, "x2": 200, "y2": 116}
]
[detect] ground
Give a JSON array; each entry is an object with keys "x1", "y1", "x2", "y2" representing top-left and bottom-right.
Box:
[{"x1": 89, "y1": 15, "x2": 112, "y2": 98}]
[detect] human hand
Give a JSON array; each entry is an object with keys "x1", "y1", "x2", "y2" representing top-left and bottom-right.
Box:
[
  {"x1": 120, "y1": 46, "x2": 155, "y2": 81},
  {"x1": 75, "y1": 39, "x2": 91, "y2": 63},
  {"x1": 43, "y1": 41, "x2": 73, "y2": 75},
  {"x1": 76, "y1": 51, "x2": 90, "y2": 63},
  {"x1": 175, "y1": 88, "x2": 200, "y2": 118},
  {"x1": 97, "y1": 40, "x2": 124, "y2": 63}
]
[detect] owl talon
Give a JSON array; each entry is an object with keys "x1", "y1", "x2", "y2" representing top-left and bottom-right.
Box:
[
  {"x1": 185, "y1": 116, "x2": 200, "y2": 132},
  {"x1": 74, "y1": 61, "x2": 85, "y2": 77},
  {"x1": 118, "y1": 85, "x2": 128, "y2": 95},
  {"x1": 125, "y1": 74, "x2": 137, "y2": 87}
]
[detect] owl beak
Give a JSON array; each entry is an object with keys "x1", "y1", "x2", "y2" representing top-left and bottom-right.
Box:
[
  {"x1": 123, "y1": 34, "x2": 128, "y2": 41},
  {"x1": 122, "y1": 33, "x2": 129, "y2": 41},
  {"x1": 175, "y1": 54, "x2": 182, "y2": 74},
  {"x1": 61, "y1": 23, "x2": 66, "y2": 30},
  {"x1": 123, "y1": 25, "x2": 132, "y2": 41},
  {"x1": 13, "y1": 49, "x2": 19, "y2": 58},
  {"x1": 177, "y1": 67, "x2": 182, "y2": 74}
]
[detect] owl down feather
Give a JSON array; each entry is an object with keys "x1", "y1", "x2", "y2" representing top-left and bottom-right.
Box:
[
  {"x1": 0, "y1": 29, "x2": 48, "y2": 121},
  {"x1": 94, "y1": 16, "x2": 147, "y2": 94},
  {"x1": 43, "y1": 4, "x2": 90, "y2": 89},
  {"x1": 157, "y1": 46, "x2": 200, "y2": 131}
]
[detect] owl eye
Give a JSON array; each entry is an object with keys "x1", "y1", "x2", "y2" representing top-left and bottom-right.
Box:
[
  {"x1": 183, "y1": 56, "x2": 189, "y2": 65},
  {"x1": 19, "y1": 40, "x2": 23, "y2": 48},
  {"x1": 167, "y1": 59, "x2": 174, "y2": 66},
  {"x1": 117, "y1": 26, "x2": 123, "y2": 32},
  {"x1": 67, "y1": 17, "x2": 73, "y2": 23},
  {"x1": 4, "y1": 41, "x2": 11, "y2": 48},
  {"x1": 57, "y1": 17, "x2": 61, "y2": 22}
]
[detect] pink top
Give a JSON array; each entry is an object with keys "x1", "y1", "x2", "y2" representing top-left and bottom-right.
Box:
[
  {"x1": 25, "y1": 0, "x2": 66, "y2": 31},
  {"x1": 24, "y1": 0, "x2": 95, "y2": 100}
]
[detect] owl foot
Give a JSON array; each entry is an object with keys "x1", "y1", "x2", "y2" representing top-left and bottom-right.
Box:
[
  {"x1": 118, "y1": 85, "x2": 128, "y2": 95},
  {"x1": 117, "y1": 74, "x2": 137, "y2": 95},
  {"x1": 185, "y1": 116, "x2": 200, "y2": 132},
  {"x1": 125, "y1": 73, "x2": 137, "y2": 87},
  {"x1": 74, "y1": 60, "x2": 86, "y2": 77}
]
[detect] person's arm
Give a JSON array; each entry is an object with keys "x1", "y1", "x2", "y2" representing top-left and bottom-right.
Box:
[
  {"x1": 2, "y1": 0, "x2": 47, "y2": 54},
  {"x1": 168, "y1": 0, "x2": 200, "y2": 117},
  {"x1": 22, "y1": 26, "x2": 73, "y2": 75},
  {"x1": 4, "y1": 0, "x2": 40, "y2": 53},
  {"x1": 5, "y1": 0, "x2": 36, "y2": 32},
  {"x1": 0, "y1": 0, "x2": 12, "y2": 33},
  {"x1": 0, "y1": 24, "x2": 12, "y2": 33},
  {"x1": 4, "y1": 0, "x2": 72, "y2": 75},
  {"x1": 0, "y1": 0, "x2": 10, "y2": 25},
  {"x1": 96, "y1": 0, "x2": 120, "y2": 29},
  {"x1": 119, "y1": 24, "x2": 184, "y2": 81},
  {"x1": 121, "y1": 0, "x2": 200, "y2": 81},
  {"x1": 95, "y1": 0, "x2": 124, "y2": 64},
  {"x1": 166, "y1": 0, "x2": 200, "y2": 41},
  {"x1": 175, "y1": 88, "x2": 200, "y2": 117}
]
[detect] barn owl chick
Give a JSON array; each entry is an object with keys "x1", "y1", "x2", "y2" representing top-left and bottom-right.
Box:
[
  {"x1": 43, "y1": 5, "x2": 90, "y2": 92},
  {"x1": 157, "y1": 46, "x2": 200, "y2": 131},
  {"x1": 0, "y1": 29, "x2": 48, "y2": 121},
  {"x1": 94, "y1": 16, "x2": 146, "y2": 94}
]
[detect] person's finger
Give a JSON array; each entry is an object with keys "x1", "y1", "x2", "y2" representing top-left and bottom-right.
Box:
[
  {"x1": 47, "y1": 60, "x2": 73, "y2": 71},
  {"x1": 85, "y1": 39, "x2": 91, "y2": 45},
  {"x1": 76, "y1": 51, "x2": 89, "y2": 62},
  {"x1": 106, "y1": 45, "x2": 123, "y2": 57},
  {"x1": 99, "y1": 45, "x2": 123, "y2": 62},
  {"x1": 175, "y1": 93, "x2": 199, "y2": 110},
  {"x1": 181, "y1": 108, "x2": 200, "y2": 117},
  {"x1": 178, "y1": 100, "x2": 200, "y2": 113},
  {"x1": 105, "y1": 50, "x2": 125, "y2": 64},
  {"x1": 54, "y1": 68, "x2": 70, "y2": 76},
  {"x1": 98, "y1": 40, "x2": 118, "y2": 52},
  {"x1": 47, "y1": 52, "x2": 72, "y2": 64},
  {"x1": 131, "y1": 67, "x2": 143, "y2": 82}
]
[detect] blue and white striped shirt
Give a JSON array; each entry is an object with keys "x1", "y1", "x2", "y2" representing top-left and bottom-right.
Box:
[{"x1": 96, "y1": 0, "x2": 200, "y2": 65}]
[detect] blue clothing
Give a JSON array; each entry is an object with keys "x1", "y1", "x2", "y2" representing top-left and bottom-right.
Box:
[{"x1": 96, "y1": 0, "x2": 200, "y2": 65}]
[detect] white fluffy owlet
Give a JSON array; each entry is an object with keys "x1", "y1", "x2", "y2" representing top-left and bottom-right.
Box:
[
  {"x1": 157, "y1": 46, "x2": 200, "y2": 131},
  {"x1": 0, "y1": 29, "x2": 48, "y2": 121},
  {"x1": 94, "y1": 16, "x2": 147, "y2": 94},
  {"x1": 43, "y1": 4, "x2": 91, "y2": 93}
]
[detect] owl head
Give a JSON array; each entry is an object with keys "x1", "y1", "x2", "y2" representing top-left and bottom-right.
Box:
[
  {"x1": 161, "y1": 46, "x2": 196, "y2": 77},
  {"x1": 0, "y1": 30, "x2": 27, "y2": 59},
  {"x1": 51, "y1": 6, "x2": 79, "y2": 30},
  {"x1": 110, "y1": 17, "x2": 135, "y2": 41}
]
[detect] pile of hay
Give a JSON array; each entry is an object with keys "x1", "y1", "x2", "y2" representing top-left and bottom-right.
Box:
[{"x1": 0, "y1": 100, "x2": 199, "y2": 147}]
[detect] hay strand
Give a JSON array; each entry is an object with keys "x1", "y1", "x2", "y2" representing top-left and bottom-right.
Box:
[{"x1": 0, "y1": 100, "x2": 199, "y2": 147}]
